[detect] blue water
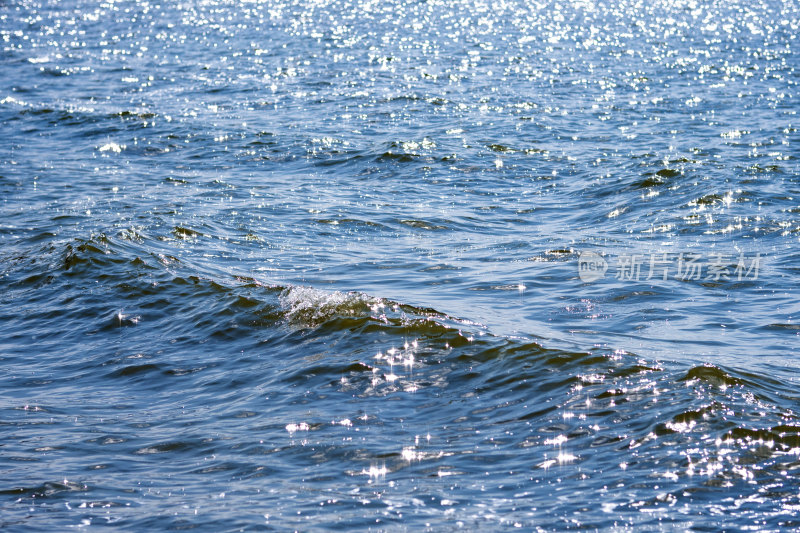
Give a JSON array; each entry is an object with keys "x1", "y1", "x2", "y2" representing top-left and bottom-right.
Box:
[{"x1": 2, "y1": 0, "x2": 800, "y2": 529}]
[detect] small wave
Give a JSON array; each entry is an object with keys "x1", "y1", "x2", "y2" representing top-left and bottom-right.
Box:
[
  {"x1": 278, "y1": 286, "x2": 384, "y2": 326},
  {"x1": 0, "y1": 480, "x2": 89, "y2": 498},
  {"x1": 679, "y1": 364, "x2": 745, "y2": 388}
]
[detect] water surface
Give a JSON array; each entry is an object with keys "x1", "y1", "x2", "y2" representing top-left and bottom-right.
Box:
[{"x1": 2, "y1": 0, "x2": 800, "y2": 529}]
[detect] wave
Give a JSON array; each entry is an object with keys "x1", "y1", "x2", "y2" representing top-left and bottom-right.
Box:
[{"x1": 4, "y1": 231, "x2": 800, "y2": 529}]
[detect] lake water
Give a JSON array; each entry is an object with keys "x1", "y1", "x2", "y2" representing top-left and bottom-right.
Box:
[{"x1": 2, "y1": 0, "x2": 800, "y2": 529}]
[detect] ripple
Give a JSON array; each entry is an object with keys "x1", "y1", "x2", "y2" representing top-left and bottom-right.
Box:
[{"x1": 2, "y1": 0, "x2": 799, "y2": 528}]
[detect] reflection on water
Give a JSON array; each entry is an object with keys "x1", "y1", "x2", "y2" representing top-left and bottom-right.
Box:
[{"x1": 1, "y1": 0, "x2": 799, "y2": 529}]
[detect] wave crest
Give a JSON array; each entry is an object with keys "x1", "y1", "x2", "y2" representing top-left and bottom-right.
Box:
[{"x1": 278, "y1": 286, "x2": 385, "y2": 326}]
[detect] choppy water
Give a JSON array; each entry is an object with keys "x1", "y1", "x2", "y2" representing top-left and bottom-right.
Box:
[{"x1": 2, "y1": 0, "x2": 800, "y2": 529}]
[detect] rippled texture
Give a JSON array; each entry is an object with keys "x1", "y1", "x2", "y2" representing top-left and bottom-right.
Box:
[{"x1": 1, "y1": 0, "x2": 799, "y2": 529}]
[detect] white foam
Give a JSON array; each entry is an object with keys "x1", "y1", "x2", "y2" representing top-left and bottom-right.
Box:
[
  {"x1": 279, "y1": 286, "x2": 381, "y2": 324},
  {"x1": 98, "y1": 142, "x2": 125, "y2": 153}
]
